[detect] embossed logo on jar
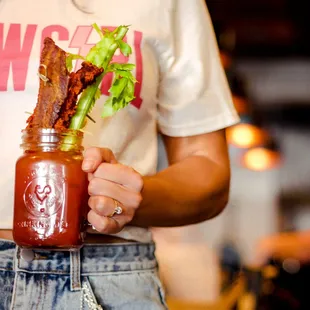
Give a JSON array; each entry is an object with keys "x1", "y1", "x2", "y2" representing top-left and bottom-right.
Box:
[{"x1": 23, "y1": 177, "x2": 64, "y2": 218}]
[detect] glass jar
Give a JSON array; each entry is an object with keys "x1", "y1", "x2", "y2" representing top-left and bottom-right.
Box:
[{"x1": 13, "y1": 129, "x2": 89, "y2": 249}]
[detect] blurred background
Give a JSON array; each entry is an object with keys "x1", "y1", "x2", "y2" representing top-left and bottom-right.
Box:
[{"x1": 153, "y1": 1, "x2": 310, "y2": 309}]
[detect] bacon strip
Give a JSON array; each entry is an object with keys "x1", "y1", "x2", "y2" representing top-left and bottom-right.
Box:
[
  {"x1": 54, "y1": 62, "x2": 103, "y2": 131},
  {"x1": 27, "y1": 38, "x2": 69, "y2": 129}
]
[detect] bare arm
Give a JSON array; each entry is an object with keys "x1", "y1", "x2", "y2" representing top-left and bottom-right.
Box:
[
  {"x1": 132, "y1": 129, "x2": 231, "y2": 227},
  {"x1": 83, "y1": 129, "x2": 231, "y2": 233}
]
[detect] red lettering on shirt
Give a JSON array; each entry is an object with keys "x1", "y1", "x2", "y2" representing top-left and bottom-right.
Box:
[
  {"x1": 41, "y1": 25, "x2": 69, "y2": 49},
  {"x1": 0, "y1": 23, "x2": 37, "y2": 91},
  {"x1": 0, "y1": 24, "x2": 144, "y2": 109},
  {"x1": 69, "y1": 25, "x2": 93, "y2": 70}
]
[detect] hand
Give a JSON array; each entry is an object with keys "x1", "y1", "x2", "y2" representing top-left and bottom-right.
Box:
[{"x1": 82, "y1": 147, "x2": 143, "y2": 234}]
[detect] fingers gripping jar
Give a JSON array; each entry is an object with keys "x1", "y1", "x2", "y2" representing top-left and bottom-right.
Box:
[{"x1": 13, "y1": 129, "x2": 89, "y2": 249}]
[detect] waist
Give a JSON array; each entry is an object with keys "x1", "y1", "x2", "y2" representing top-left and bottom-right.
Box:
[
  {"x1": 0, "y1": 229, "x2": 133, "y2": 244},
  {"x1": 0, "y1": 239, "x2": 157, "y2": 274}
]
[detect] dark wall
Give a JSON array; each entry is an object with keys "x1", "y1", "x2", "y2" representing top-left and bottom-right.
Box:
[{"x1": 206, "y1": 0, "x2": 310, "y2": 57}]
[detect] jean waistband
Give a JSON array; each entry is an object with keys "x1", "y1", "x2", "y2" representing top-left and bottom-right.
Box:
[{"x1": 0, "y1": 239, "x2": 157, "y2": 275}]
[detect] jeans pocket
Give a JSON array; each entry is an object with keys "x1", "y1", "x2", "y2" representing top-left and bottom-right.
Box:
[
  {"x1": 85, "y1": 270, "x2": 168, "y2": 310},
  {"x1": 151, "y1": 272, "x2": 168, "y2": 310},
  {"x1": 80, "y1": 277, "x2": 103, "y2": 310},
  {"x1": 0, "y1": 270, "x2": 15, "y2": 310}
]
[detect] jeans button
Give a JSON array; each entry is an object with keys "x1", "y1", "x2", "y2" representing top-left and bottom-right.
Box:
[{"x1": 20, "y1": 249, "x2": 35, "y2": 262}]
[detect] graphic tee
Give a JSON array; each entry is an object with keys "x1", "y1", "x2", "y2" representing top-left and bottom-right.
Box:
[{"x1": 0, "y1": 0, "x2": 239, "y2": 242}]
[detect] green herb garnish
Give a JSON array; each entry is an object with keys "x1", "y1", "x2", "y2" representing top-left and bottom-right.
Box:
[
  {"x1": 68, "y1": 24, "x2": 136, "y2": 130},
  {"x1": 62, "y1": 24, "x2": 137, "y2": 148}
]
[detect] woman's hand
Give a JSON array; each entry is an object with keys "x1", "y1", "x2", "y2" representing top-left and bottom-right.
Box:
[{"x1": 82, "y1": 147, "x2": 143, "y2": 234}]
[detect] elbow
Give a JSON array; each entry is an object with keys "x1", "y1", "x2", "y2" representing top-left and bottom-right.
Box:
[
  {"x1": 207, "y1": 187, "x2": 230, "y2": 219},
  {"x1": 208, "y1": 163, "x2": 231, "y2": 219},
  {"x1": 196, "y1": 172, "x2": 231, "y2": 222}
]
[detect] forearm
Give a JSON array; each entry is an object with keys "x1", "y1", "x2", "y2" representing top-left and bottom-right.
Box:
[{"x1": 131, "y1": 155, "x2": 230, "y2": 227}]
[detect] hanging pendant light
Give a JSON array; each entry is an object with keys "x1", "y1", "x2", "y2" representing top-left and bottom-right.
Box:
[
  {"x1": 226, "y1": 114, "x2": 268, "y2": 149},
  {"x1": 240, "y1": 140, "x2": 281, "y2": 171},
  {"x1": 224, "y1": 71, "x2": 268, "y2": 149},
  {"x1": 219, "y1": 45, "x2": 281, "y2": 171}
]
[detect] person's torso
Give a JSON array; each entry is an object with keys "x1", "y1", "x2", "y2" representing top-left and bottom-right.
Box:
[{"x1": 0, "y1": 0, "x2": 173, "y2": 241}]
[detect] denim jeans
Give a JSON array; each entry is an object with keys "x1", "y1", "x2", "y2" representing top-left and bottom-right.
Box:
[{"x1": 0, "y1": 239, "x2": 168, "y2": 310}]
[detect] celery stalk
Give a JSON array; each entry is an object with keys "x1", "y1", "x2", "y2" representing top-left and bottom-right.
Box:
[
  {"x1": 69, "y1": 26, "x2": 128, "y2": 131},
  {"x1": 61, "y1": 24, "x2": 136, "y2": 149}
]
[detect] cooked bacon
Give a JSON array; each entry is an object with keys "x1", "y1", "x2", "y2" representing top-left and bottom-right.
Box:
[
  {"x1": 27, "y1": 38, "x2": 69, "y2": 129},
  {"x1": 54, "y1": 61, "x2": 103, "y2": 131}
]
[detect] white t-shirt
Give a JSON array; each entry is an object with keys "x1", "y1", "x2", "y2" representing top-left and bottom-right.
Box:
[{"x1": 0, "y1": 0, "x2": 239, "y2": 242}]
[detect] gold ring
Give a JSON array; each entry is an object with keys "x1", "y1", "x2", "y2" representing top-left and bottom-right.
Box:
[{"x1": 107, "y1": 199, "x2": 123, "y2": 217}]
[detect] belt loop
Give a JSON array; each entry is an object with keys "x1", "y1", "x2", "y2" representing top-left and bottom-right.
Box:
[
  {"x1": 70, "y1": 249, "x2": 81, "y2": 291},
  {"x1": 14, "y1": 245, "x2": 20, "y2": 271}
]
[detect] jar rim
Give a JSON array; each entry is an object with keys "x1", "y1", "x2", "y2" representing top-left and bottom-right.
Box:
[
  {"x1": 20, "y1": 128, "x2": 84, "y2": 151},
  {"x1": 21, "y1": 128, "x2": 83, "y2": 135}
]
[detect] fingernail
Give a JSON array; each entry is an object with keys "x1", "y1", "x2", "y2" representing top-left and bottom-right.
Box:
[{"x1": 82, "y1": 160, "x2": 95, "y2": 171}]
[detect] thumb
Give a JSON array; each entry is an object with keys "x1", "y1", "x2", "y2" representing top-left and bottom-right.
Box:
[{"x1": 82, "y1": 147, "x2": 117, "y2": 173}]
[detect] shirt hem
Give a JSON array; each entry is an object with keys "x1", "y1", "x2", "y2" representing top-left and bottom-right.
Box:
[{"x1": 159, "y1": 113, "x2": 240, "y2": 137}]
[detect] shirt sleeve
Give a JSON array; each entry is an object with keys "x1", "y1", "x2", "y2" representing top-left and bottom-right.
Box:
[{"x1": 157, "y1": 0, "x2": 240, "y2": 137}]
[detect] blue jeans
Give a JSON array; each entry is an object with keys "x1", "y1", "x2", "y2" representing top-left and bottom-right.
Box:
[{"x1": 0, "y1": 240, "x2": 168, "y2": 310}]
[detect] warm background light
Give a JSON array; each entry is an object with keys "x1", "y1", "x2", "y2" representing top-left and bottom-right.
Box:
[
  {"x1": 232, "y1": 95, "x2": 249, "y2": 114},
  {"x1": 226, "y1": 124, "x2": 266, "y2": 148},
  {"x1": 242, "y1": 147, "x2": 281, "y2": 171},
  {"x1": 220, "y1": 51, "x2": 233, "y2": 70}
]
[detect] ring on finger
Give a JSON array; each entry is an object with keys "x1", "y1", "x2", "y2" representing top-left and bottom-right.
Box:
[{"x1": 107, "y1": 199, "x2": 123, "y2": 217}]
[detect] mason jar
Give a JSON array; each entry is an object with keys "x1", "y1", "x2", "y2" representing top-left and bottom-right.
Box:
[{"x1": 13, "y1": 128, "x2": 89, "y2": 249}]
